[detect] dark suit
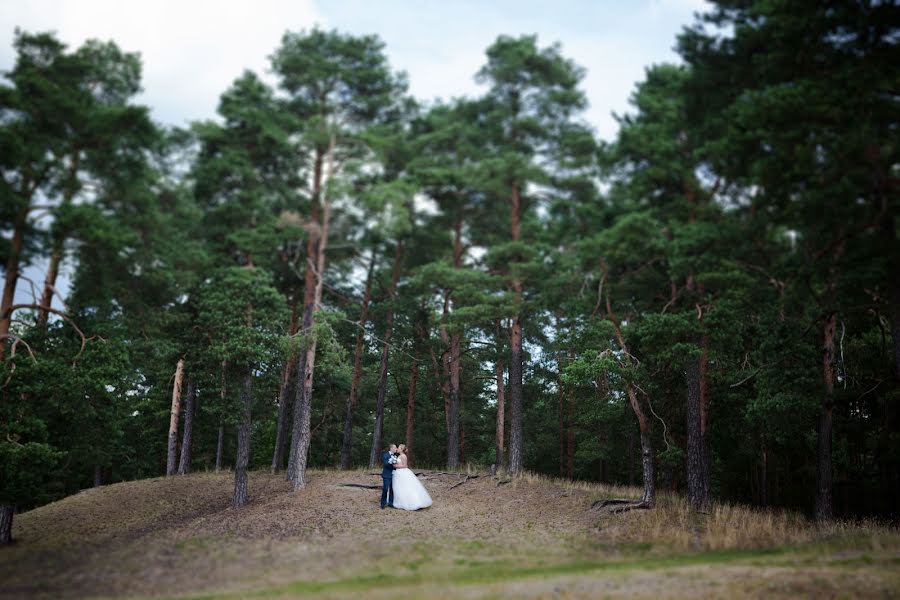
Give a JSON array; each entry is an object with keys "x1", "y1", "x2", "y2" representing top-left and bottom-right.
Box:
[{"x1": 380, "y1": 451, "x2": 395, "y2": 508}]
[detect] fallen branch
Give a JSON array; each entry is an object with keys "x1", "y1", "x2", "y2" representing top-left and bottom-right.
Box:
[
  {"x1": 340, "y1": 483, "x2": 381, "y2": 490},
  {"x1": 449, "y1": 474, "x2": 479, "y2": 490},
  {"x1": 496, "y1": 479, "x2": 511, "y2": 486},
  {"x1": 591, "y1": 498, "x2": 639, "y2": 510}
]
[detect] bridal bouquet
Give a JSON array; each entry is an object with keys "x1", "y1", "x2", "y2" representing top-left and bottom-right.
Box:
[{"x1": 389, "y1": 453, "x2": 399, "y2": 465}]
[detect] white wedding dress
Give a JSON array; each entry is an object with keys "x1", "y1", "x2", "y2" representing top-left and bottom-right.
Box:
[{"x1": 391, "y1": 462, "x2": 433, "y2": 511}]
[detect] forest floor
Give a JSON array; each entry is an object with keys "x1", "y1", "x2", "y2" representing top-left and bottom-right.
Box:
[{"x1": 2, "y1": 469, "x2": 899, "y2": 599}]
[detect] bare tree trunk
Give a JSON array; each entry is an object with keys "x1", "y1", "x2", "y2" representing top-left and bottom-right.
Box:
[
  {"x1": 558, "y1": 367, "x2": 566, "y2": 477},
  {"x1": 215, "y1": 423, "x2": 225, "y2": 472},
  {"x1": 0, "y1": 504, "x2": 12, "y2": 545},
  {"x1": 233, "y1": 371, "x2": 253, "y2": 507},
  {"x1": 272, "y1": 301, "x2": 299, "y2": 472},
  {"x1": 93, "y1": 464, "x2": 103, "y2": 487},
  {"x1": 288, "y1": 135, "x2": 334, "y2": 490},
  {"x1": 816, "y1": 311, "x2": 836, "y2": 522},
  {"x1": 603, "y1": 265, "x2": 655, "y2": 507},
  {"x1": 507, "y1": 183, "x2": 525, "y2": 476},
  {"x1": 699, "y1": 334, "x2": 711, "y2": 501},
  {"x1": 340, "y1": 249, "x2": 377, "y2": 470},
  {"x1": 166, "y1": 358, "x2": 185, "y2": 476},
  {"x1": 495, "y1": 358, "x2": 505, "y2": 471},
  {"x1": 567, "y1": 383, "x2": 575, "y2": 480},
  {"x1": 368, "y1": 240, "x2": 404, "y2": 468},
  {"x1": 686, "y1": 359, "x2": 708, "y2": 511},
  {"x1": 447, "y1": 331, "x2": 461, "y2": 468},
  {"x1": 628, "y1": 432, "x2": 635, "y2": 486},
  {"x1": 405, "y1": 358, "x2": 418, "y2": 462},
  {"x1": 215, "y1": 360, "x2": 226, "y2": 472},
  {"x1": 178, "y1": 380, "x2": 197, "y2": 475},
  {"x1": 37, "y1": 153, "x2": 79, "y2": 328},
  {"x1": 0, "y1": 208, "x2": 27, "y2": 361}
]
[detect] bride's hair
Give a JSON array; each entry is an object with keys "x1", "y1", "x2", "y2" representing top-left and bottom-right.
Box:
[{"x1": 398, "y1": 444, "x2": 407, "y2": 453}]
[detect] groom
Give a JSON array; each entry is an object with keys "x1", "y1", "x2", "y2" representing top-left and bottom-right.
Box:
[{"x1": 380, "y1": 443, "x2": 398, "y2": 509}]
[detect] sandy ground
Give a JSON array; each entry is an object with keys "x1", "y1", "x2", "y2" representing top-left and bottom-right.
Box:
[{"x1": 1, "y1": 470, "x2": 897, "y2": 599}]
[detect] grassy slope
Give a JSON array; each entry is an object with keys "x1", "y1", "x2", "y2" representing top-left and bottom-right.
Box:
[{"x1": 2, "y1": 469, "x2": 898, "y2": 599}]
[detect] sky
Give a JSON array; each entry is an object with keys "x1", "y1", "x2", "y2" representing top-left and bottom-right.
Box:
[{"x1": 2, "y1": 0, "x2": 709, "y2": 308}]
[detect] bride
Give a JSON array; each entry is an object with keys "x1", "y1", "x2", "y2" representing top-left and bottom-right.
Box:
[{"x1": 391, "y1": 444, "x2": 433, "y2": 510}]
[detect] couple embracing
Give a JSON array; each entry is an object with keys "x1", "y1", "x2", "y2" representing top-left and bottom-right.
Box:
[{"x1": 380, "y1": 443, "x2": 433, "y2": 511}]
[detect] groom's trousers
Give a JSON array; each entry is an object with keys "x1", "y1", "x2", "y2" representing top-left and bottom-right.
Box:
[{"x1": 381, "y1": 475, "x2": 394, "y2": 507}]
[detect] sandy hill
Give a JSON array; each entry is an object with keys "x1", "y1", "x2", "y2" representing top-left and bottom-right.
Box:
[{"x1": 2, "y1": 469, "x2": 898, "y2": 599}]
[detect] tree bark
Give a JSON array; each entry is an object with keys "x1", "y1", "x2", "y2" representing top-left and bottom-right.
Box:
[
  {"x1": 93, "y1": 464, "x2": 103, "y2": 487},
  {"x1": 233, "y1": 370, "x2": 253, "y2": 507},
  {"x1": 215, "y1": 422, "x2": 225, "y2": 472},
  {"x1": 686, "y1": 359, "x2": 708, "y2": 511},
  {"x1": 405, "y1": 357, "x2": 418, "y2": 462},
  {"x1": 815, "y1": 311, "x2": 836, "y2": 521},
  {"x1": 166, "y1": 358, "x2": 185, "y2": 476},
  {"x1": 567, "y1": 379, "x2": 575, "y2": 480},
  {"x1": 447, "y1": 331, "x2": 461, "y2": 468},
  {"x1": 507, "y1": 183, "x2": 525, "y2": 476},
  {"x1": 0, "y1": 504, "x2": 12, "y2": 545},
  {"x1": 495, "y1": 358, "x2": 505, "y2": 471},
  {"x1": 558, "y1": 365, "x2": 566, "y2": 477},
  {"x1": 603, "y1": 266, "x2": 655, "y2": 507},
  {"x1": 178, "y1": 380, "x2": 197, "y2": 475},
  {"x1": 340, "y1": 249, "x2": 377, "y2": 470},
  {"x1": 0, "y1": 208, "x2": 27, "y2": 361},
  {"x1": 272, "y1": 301, "x2": 299, "y2": 472},
  {"x1": 288, "y1": 135, "x2": 334, "y2": 490},
  {"x1": 215, "y1": 360, "x2": 226, "y2": 472},
  {"x1": 37, "y1": 152, "x2": 80, "y2": 328},
  {"x1": 368, "y1": 240, "x2": 404, "y2": 468}
]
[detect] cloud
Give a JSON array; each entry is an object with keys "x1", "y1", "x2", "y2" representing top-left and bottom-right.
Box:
[{"x1": 1, "y1": 0, "x2": 323, "y2": 126}]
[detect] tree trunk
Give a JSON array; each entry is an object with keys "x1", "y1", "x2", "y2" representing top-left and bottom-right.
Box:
[
  {"x1": 628, "y1": 432, "x2": 635, "y2": 486},
  {"x1": 37, "y1": 153, "x2": 80, "y2": 328},
  {"x1": 495, "y1": 358, "x2": 505, "y2": 471},
  {"x1": 447, "y1": 331, "x2": 461, "y2": 468},
  {"x1": 405, "y1": 357, "x2": 418, "y2": 462},
  {"x1": 233, "y1": 370, "x2": 253, "y2": 507},
  {"x1": 178, "y1": 380, "x2": 197, "y2": 475},
  {"x1": 93, "y1": 464, "x2": 103, "y2": 487},
  {"x1": 166, "y1": 358, "x2": 185, "y2": 476},
  {"x1": 340, "y1": 249, "x2": 377, "y2": 470},
  {"x1": 0, "y1": 208, "x2": 27, "y2": 361},
  {"x1": 215, "y1": 422, "x2": 225, "y2": 472},
  {"x1": 0, "y1": 504, "x2": 12, "y2": 545},
  {"x1": 368, "y1": 240, "x2": 405, "y2": 468},
  {"x1": 288, "y1": 135, "x2": 334, "y2": 490},
  {"x1": 215, "y1": 360, "x2": 226, "y2": 472},
  {"x1": 272, "y1": 361, "x2": 295, "y2": 472},
  {"x1": 685, "y1": 359, "x2": 708, "y2": 511},
  {"x1": 816, "y1": 311, "x2": 836, "y2": 521},
  {"x1": 507, "y1": 183, "x2": 525, "y2": 475},
  {"x1": 558, "y1": 367, "x2": 566, "y2": 477},
  {"x1": 567, "y1": 383, "x2": 575, "y2": 480},
  {"x1": 604, "y1": 267, "x2": 655, "y2": 507}
]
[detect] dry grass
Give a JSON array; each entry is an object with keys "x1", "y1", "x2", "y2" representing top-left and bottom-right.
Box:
[{"x1": 1, "y1": 467, "x2": 897, "y2": 600}]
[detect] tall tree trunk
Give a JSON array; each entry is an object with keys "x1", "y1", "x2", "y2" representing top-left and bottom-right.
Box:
[
  {"x1": 405, "y1": 357, "x2": 418, "y2": 462},
  {"x1": 272, "y1": 301, "x2": 299, "y2": 472},
  {"x1": 447, "y1": 331, "x2": 461, "y2": 468},
  {"x1": 507, "y1": 183, "x2": 525, "y2": 475},
  {"x1": 233, "y1": 370, "x2": 253, "y2": 507},
  {"x1": 36, "y1": 153, "x2": 80, "y2": 328},
  {"x1": 495, "y1": 358, "x2": 505, "y2": 471},
  {"x1": 685, "y1": 359, "x2": 708, "y2": 511},
  {"x1": 178, "y1": 380, "x2": 197, "y2": 475},
  {"x1": 816, "y1": 311, "x2": 836, "y2": 521},
  {"x1": 340, "y1": 249, "x2": 377, "y2": 470},
  {"x1": 166, "y1": 358, "x2": 185, "y2": 476},
  {"x1": 567, "y1": 381, "x2": 575, "y2": 480},
  {"x1": 215, "y1": 423, "x2": 225, "y2": 472},
  {"x1": 603, "y1": 266, "x2": 655, "y2": 507},
  {"x1": 699, "y1": 334, "x2": 711, "y2": 500},
  {"x1": 628, "y1": 432, "x2": 635, "y2": 486},
  {"x1": 215, "y1": 360, "x2": 226, "y2": 472},
  {"x1": 368, "y1": 240, "x2": 405, "y2": 468},
  {"x1": 0, "y1": 504, "x2": 12, "y2": 545},
  {"x1": 558, "y1": 366, "x2": 566, "y2": 477},
  {"x1": 288, "y1": 135, "x2": 334, "y2": 490},
  {"x1": 0, "y1": 208, "x2": 27, "y2": 361},
  {"x1": 93, "y1": 464, "x2": 103, "y2": 487}
]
